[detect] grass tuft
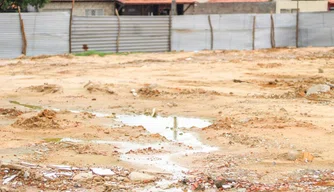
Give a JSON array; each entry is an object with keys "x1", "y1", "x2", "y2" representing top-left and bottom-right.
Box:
[{"x1": 74, "y1": 50, "x2": 138, "y2": 57}]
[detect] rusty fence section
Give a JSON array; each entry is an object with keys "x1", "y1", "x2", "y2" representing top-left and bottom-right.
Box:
[{"x1": 71, "y1": 16, "x2": 169, "y2": 53}]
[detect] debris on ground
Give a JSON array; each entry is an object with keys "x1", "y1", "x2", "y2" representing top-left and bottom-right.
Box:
[
  {"x1": 18, "y1": 83, "x2": 63, "y2": 94},
  {"x1": 84, "y1": 81, "x2": 115, "y2": 94},
  {"x1": 0, "y1": 108, "x2": 23, "y2": 118}
]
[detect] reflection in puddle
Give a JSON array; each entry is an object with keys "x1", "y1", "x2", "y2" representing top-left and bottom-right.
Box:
[{"x1": 115, "y1": 114, "x2": 212, "y2": 148}]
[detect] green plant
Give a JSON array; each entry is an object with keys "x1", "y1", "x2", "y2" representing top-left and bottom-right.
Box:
[{"x1": 74, "y1": 50, "x2": 140, "y2": 57}]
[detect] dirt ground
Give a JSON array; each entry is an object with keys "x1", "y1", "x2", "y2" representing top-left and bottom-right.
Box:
[{"x1": 1, "y1": 47, "x2": 334, "y2": 191}]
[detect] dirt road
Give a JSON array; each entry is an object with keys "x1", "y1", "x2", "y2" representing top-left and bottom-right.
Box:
[{"x1": 0, "y1": 48, "x2": 334, "y2": 191}]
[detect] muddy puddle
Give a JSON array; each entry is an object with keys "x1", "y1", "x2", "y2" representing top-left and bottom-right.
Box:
[
  {"x1": 58, "y1": 109, "x2": 218, "y2": 178},
  {"x1": 5, "y1": 101, "x2": 218, "y2": 179}
]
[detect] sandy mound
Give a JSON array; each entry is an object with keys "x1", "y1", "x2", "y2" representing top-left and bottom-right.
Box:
[
  {"x1": 84, "y1": 81, "x2": 115, "y2": 94},
  {"x1": 18, "y1": 83, "x2": 63, "y2": 94},
  {"x1": 12, "y1": 110, "x2": 61, "y2": 129}
]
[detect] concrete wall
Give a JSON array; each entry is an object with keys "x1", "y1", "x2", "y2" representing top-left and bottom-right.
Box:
[
  {"x1": 40, "y1": 2, "x2": 115, "y2": 16},
  {"x1": 184, "y1": 2, "x2": 275, "y2": 15},
  {"x1": 276, "y1": 1, "x2": 328, "y2": 13}
]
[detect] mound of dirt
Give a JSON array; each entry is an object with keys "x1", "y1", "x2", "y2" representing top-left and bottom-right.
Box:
[
  {"x1": 138, "y1": 87, "x2": 161, "y2": 97},
  {"x1": 0, "y1": 108, "x2": 23, "y2": 118},
  {"x1": 84, "y1": 81, "x2": 115, "y2": 94},
  {"x1": 12, "y1": 110, "x2": 61, "y2": 129},
  {"x1": 19, "y1": 83, "x2": 63, "y2": 94}
]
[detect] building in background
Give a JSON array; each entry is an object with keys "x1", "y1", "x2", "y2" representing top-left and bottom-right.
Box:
[
  {"x1": 115, "y1": 0, "x2": 195, "y2": 15},
  {"x1": 183, "y1": 0, "x2": 275, "y2": 14},
  {"x1": 276, "y1": 0, "x2": 328, "y2": 13},
  {"x1": 329, "y1": 0, "x2": 334, "y2": 10},
  {"x1": 39, "y1": 0, "x2": 115, "y2": 16}
]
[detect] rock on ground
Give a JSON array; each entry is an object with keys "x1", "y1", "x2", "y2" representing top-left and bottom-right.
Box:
[
  {"x1": 73, "y1": 172, "x2": 94, "y2": 181},
  {"x1": 306, "y1": 84, "x2": 331, "y2": 96},
  {"x1": 128, "y1": 172, "x2": 156, "y2": 182}
]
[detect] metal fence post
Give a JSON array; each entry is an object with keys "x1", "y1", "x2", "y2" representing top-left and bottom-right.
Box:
[
  {"x1": 296, "y1": 8, "x2": 299, "y2": 48},
  {"x1": 270, "y1": 12, "x2": 276, "y2": 48},
  {"x1": 208, "y1": 15, "x2": 213, "y2": 50},
  {"x1": 69, "y1": 0, "x2": 75, "y2": 53},
  {"x1": 252, "y1": 16, "x2": 256, "y2": 50}
]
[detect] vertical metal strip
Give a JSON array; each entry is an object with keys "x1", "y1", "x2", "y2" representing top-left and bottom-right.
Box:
[
  {"x1": 252, "y1": 16, "x2": 256, "y2": 50},
  {"x1": 168, "y1": 11, "x2": 172, "y2": 51},
  {"x1": 270, "y1": 12, "x2": 276, "y2": 48},
  {"x1": 208, "y1": 15, "x2": 213, "y2": 50}
]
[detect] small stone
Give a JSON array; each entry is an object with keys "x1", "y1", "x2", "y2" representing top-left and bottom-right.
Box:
[
  {"x1": 93, "y1": 176, "x2": 103, "y2": 182},
  {"x1": 24, "y1": 171, "x2": 30, "y2": 179},
  {"x1": 107, "y1": 88, "x2": 114, "y2": 94},
  {"x1": 117, "y1": 177, "x2": 125, "y2": 181},
  {"x1": 73, "y1": 172, "x2": 94, "y2": 181},
  {"x1": 91, "y1": 168, "x2": 115, "y2": 176},
  {"x1": 238, "y1": 188, "x2": 247, "y2": 192},
  {"x1": 128, "y1": 172, "x2": 155, "y2": 182},
  {"x1": 104, "y1": 131, "x2": 110, "y2": 134},
  {"x1": 222, "y1": 184, "x2": 232, "y2": 189},
  {"x1": 287, "y1": 150, "x2": 300, "y2": 161},
  {"x1": 306, "y1": 84, "x2": 330, "y2": 96},
  {"x1": 318, "y1": 68, "x2": 324, "y2": 73},
  {"x1": 74, "y1": 183, "x2": 81, "y2": 188}
]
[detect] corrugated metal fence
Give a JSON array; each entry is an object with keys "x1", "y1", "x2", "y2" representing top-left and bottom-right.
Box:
[
  {"x1": 0, "y1": 12, "x2": 70, "y2": 59},
  {"x1": 71, "y1": 16, "x2": 170, "y2": 53},
  {"x1": 1, "y1": 12, "x2": 334, "y2": 58},
  {"x1": 172, "y1": 12, "x2": 334, "y2": 51}
]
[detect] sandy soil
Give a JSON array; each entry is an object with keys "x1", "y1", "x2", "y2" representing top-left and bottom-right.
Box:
[{"x1": 0, "y1": 48, "x2": 334, "y2": 191}]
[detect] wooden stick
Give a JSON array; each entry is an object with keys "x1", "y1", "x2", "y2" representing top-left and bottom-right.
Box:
[
  {"x1": 296, "y1": 9, "x2": 299, "y2": 48},
  {"x1": 115, "y1": 9, "x2": 120, "y2": 53},
  {"x1": 208, "y1": 15, "x2": 213, "y2": 50},
  {"x1": 270, "y1": 12, "x2": 276, "y2": 48},
  {"x1": 69, "y1": 0, "x2": 75, "y2": 53},
  {"x1": 18, "y1": 7, "x2": 27, "y2": 55},
  {"x1": 252, "y1": 16, "x2": 256, "y2": 50}
]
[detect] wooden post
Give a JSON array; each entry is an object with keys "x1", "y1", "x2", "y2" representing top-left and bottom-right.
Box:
[
  {"x1": 296, "y1": 8, "x2": 299, "y2": 48},
  {"x1": 115, "y1": 9, "x2": 121, "y2": 53},
  {"x1": 252, "y1": 16, "x2": 256, "y2": 50},
  {"x1": 18, "y1": 7, "x2": 27, "y2": 55},
  {"x1": 208, "y1": 15, "x2": 213, "y2": 50},
  {"x1": 270, "y1": 12, "x2": 276, "y2": 48},
  {"x1": 69, "y1": 0, "x2": 75, "y2": 53}
]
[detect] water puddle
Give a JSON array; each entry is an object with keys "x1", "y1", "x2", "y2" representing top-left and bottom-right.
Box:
[
  {"x1": 20, "y1": 106, "x2": 218, "y2": 179},
  {"x1": 61, "y1": 112, "x2": 217, "y2": 179}
]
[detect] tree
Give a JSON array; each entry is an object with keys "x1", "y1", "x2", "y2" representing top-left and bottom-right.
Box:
[{"x1": 0, "y1": 0, "x2": 49, "y2": 12}]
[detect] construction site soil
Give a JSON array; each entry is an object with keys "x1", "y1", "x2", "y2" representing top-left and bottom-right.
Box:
[{"x1": 0, "y1": 48, "x2": 334, "y2": 191}]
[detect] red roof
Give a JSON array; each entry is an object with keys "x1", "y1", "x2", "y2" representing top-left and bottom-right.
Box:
[
  {"x1": 208, "y1": 0, "x2": 268, "y2": 2},
  {"x1": 117, "y1": 0, "x2": 195, "y2": 4}
]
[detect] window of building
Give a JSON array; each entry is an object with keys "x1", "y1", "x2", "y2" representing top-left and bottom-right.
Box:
[
  {"x1": 85, "y1": 9, "x2": 104, "y2": 16},
  {"x1": 291, "y1": 9, "x2": 298, "y2": 13},
  {"x1": 280, "y1": 9, "x2": 291, "y2": 13}
]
